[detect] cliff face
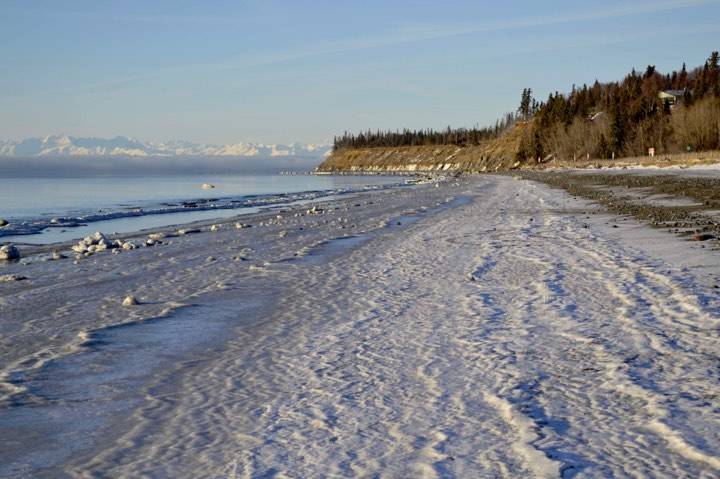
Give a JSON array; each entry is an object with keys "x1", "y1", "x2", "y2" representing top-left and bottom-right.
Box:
[{"x1": 316, "y1": 125, "x2": 525, "y2": 173}]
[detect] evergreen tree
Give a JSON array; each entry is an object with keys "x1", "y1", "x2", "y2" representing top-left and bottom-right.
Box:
[
  {"x1": 677, "y1": 63, "x2": 688, "y2": 89},
  {"x1": 518, "y1": 88, "x2": 533, "y2": 120},
  {"x1": 709, "y1": 51, "x2": 720, "y2": 97},
  {"x1": 333, "y1": 52, "x2": 720, "y2": 156},
  {"x1": 710, "y1": 51, "x2": 719, "y2": 70},
  {"x1": 597, "y1": 134, "x2": 610, "y2": 159},
  {"x1": 533, "y1": 130, "x2": 544, "y2": 160},
  {"x1": 609, "y1": 97, "x2": 626, "y2": 155},
  {"x1": 683, "y1": 89, "x2": 693, "y2": 107},
  {"x1": 644, "y1": 65, "x2": 656, "y2": 79}
]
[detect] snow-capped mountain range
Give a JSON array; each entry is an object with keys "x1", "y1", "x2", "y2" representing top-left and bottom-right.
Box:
[{"x1": 0, "y1": 135, "x2": 332, "y2": 158}]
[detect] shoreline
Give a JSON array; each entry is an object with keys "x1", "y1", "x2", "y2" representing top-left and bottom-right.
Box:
[
  {"x1": 2, "y1": 172, "x2": 720, "y2": 476},
  {"x1": 0, "y1": 175, "x2": 416, "y2": 244},
  {"x1": 0, "y1": 176, "x2": 465, "y2": 476},
  {"x1": 2, "y1": 168, "x2": 719, "y2": 390},
  {"x1": 0, "y1": 181, "x2": 443, "y2": 258},
  {"x1": 0, "y1": 178, "x2": 457, "y2": 397}
]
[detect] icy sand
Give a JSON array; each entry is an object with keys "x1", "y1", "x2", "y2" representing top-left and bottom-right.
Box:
[{"x1": 1, "y1": 175, "x2": 720, "y2": 478}]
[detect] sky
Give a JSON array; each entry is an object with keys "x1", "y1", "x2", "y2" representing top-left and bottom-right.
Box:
[{"x1": 1, "y1": 0, "x2": 719, "y2": 145}]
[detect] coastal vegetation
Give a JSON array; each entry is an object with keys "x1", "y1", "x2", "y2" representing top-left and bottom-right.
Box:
[
  {"x1": 517, "y1": 51, "x2": 720, "y2": 161},
  {"x1": 331, "y1": 51, "x2": 720, "y2": 165},
  {"x1": 332, "y1": 113, "x2": 518, "y2": 150}
]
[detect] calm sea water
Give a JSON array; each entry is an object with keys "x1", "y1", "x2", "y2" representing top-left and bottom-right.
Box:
[{"x1": 0, "y1": 174, "x2": 400, "y2": 244}]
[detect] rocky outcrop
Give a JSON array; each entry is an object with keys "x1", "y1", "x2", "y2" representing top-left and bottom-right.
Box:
[
  {"x1": 0, "y1": 244, "x2": 20, "y2": 261},
  {"x1": 0, "y1": 274, "x2": 26, "y2": 282},
  {"x1": 122, "y1": 295, "x2": 139, "y2": 306},
  {"x1": 72, "y1": 231, "x2": 120, "y2": 255}
]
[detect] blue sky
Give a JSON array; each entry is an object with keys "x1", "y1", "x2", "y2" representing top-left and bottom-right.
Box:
[{"x1": 1, "y1": 0, "x2": 719, "y2": 144}]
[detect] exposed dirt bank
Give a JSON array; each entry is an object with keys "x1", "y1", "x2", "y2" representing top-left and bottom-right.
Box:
[
  {"x1": 317, "y1": 126, "x2": 524, "y2": 173},
  {"x1": 318, "y1": 128, "x2": 720, "y2": 174}
]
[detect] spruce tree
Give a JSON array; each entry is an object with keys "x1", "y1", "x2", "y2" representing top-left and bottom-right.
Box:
[
  {"x1": 609, "y1": 97, "x2": 626, "y2": 155},
  {"x1": 518, "y1": 88, "x2": 533, "y2": 120}
]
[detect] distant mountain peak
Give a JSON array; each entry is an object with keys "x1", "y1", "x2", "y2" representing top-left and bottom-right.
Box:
[{"x1": 0, "y1": 135, "x2": 332, "y2": 158}]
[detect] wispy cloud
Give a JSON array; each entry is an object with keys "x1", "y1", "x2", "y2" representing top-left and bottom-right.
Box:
[
  {"x1": 5, "y1": 0, "x2": 715, "y2": 29},
  {"x1": 283, "y1": 0, "x2": 720, "y2": 58},
  {"x1": 202, "y1": 0, "x2": 720, "y2": 69},
  {"x1": 392, "y1": 0, "x2": 720, "y2": 41},
  {"x1": 1, "y1": 0, "x2": 717, "y2": 103},
  {"x1": 0, "y1": 5, "x2": 250, "y2": 26}
]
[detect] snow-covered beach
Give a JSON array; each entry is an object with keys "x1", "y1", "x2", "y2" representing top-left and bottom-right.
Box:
[{"x1": 1, "y1": 174, "x2": 720, "y2": 478}]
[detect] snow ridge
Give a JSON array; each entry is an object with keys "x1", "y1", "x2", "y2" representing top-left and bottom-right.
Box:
[{"x1": 0, "y1": 135, "x2": 332, "y2": 158}]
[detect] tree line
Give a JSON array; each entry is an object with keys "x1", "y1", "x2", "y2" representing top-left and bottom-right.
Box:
[
  {"x1": 332, "y1": 113, "x2": 518, "y2": 150},
  {"x1": 333, "y1": 51, "x2": 720, "y2": 160},
  {"x1": 517, "y1": 51, "x2": 720, "y2": 161}
]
